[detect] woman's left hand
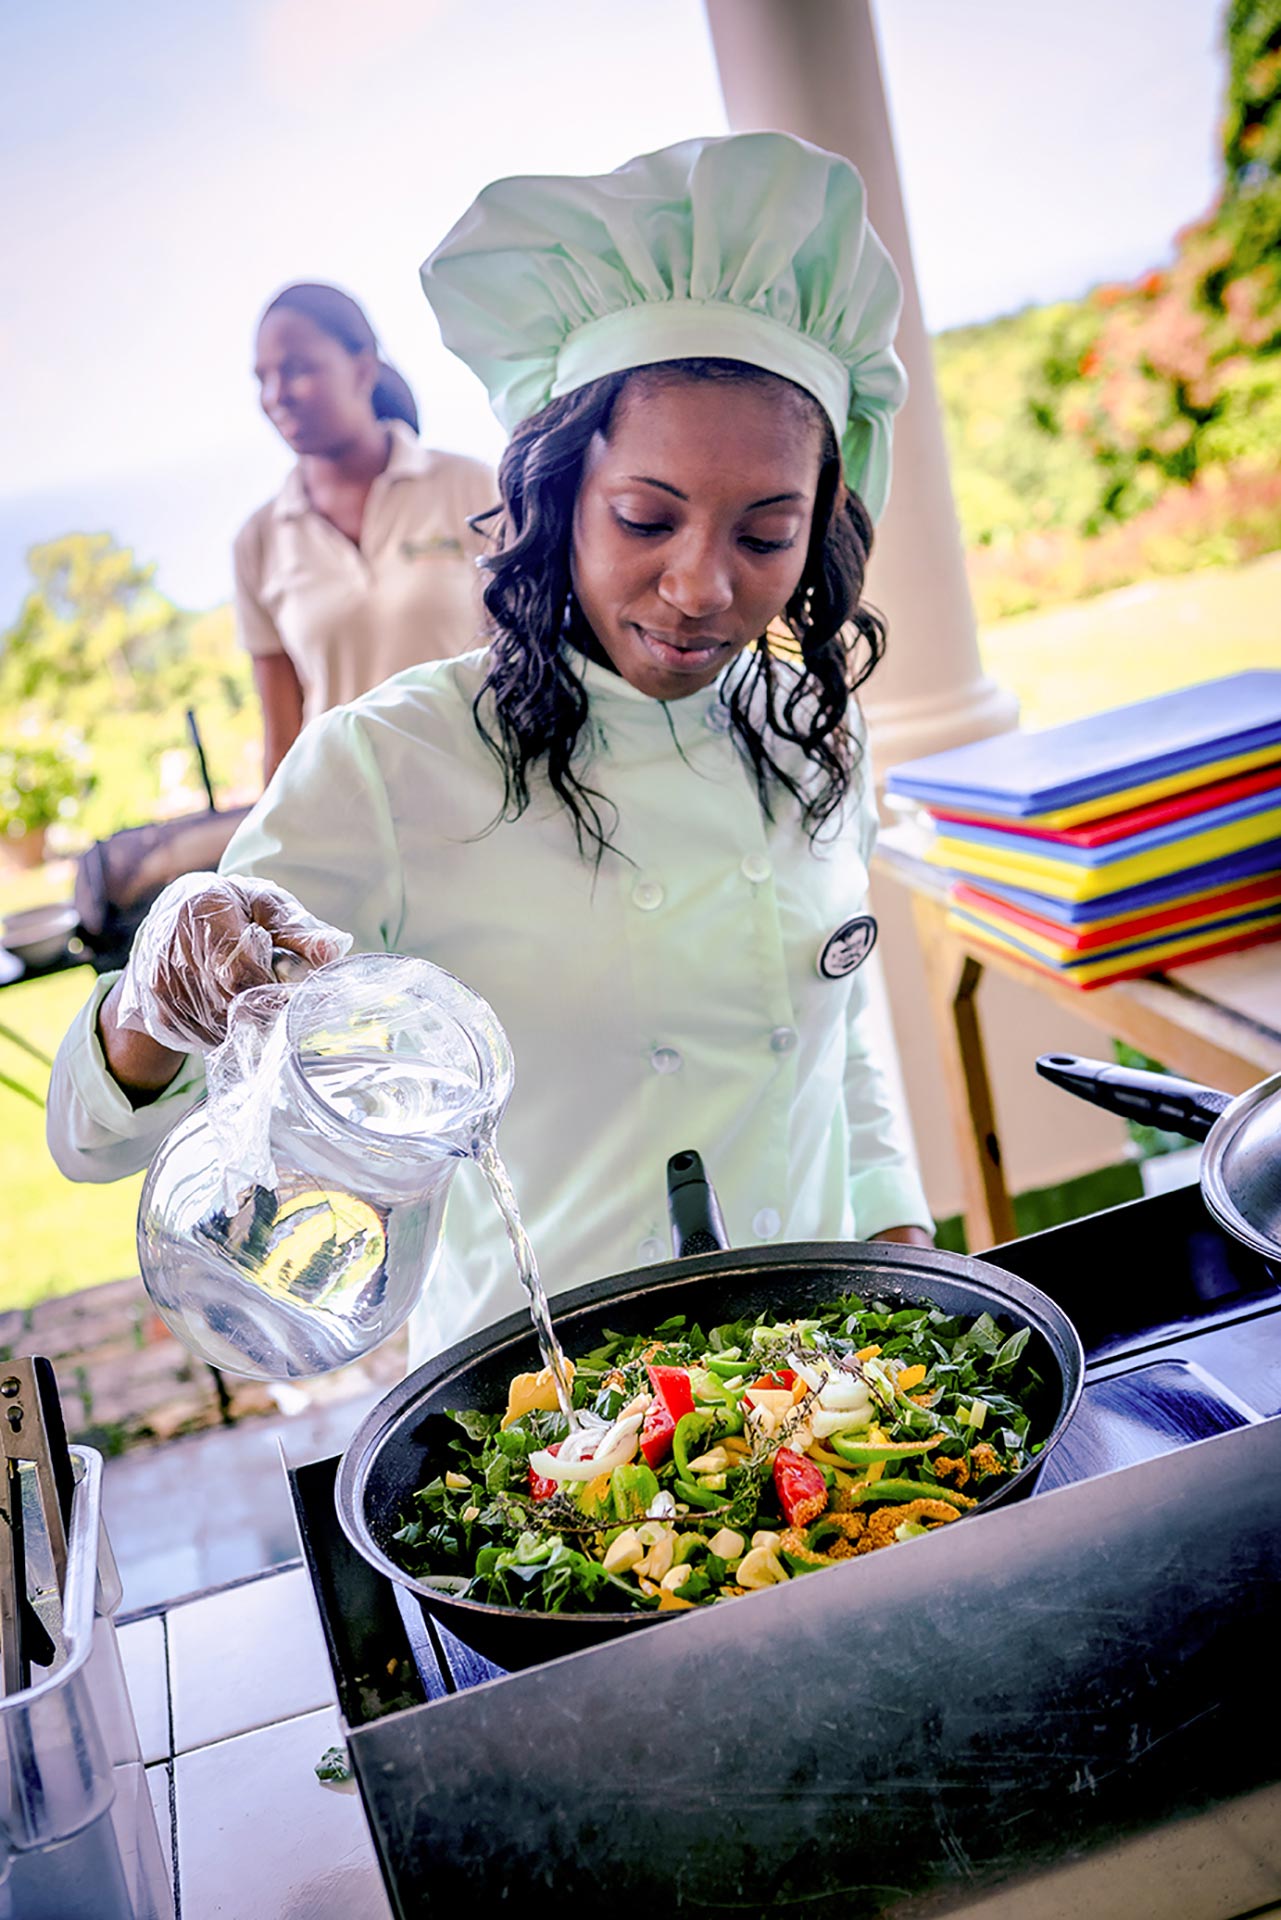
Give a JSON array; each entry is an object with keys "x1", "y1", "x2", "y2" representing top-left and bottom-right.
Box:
[{"x1": 870, "y1": 1225, "x2": 935, "y2": 1247}]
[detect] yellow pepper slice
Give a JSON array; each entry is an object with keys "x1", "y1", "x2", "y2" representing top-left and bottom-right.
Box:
[{"x1": 500, "y1": 1362, "x2": 576, "y2": 1429}]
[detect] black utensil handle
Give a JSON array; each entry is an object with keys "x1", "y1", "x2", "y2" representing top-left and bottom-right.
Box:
[
  {"x1": 186, "y1": 708, "x2": 218, "y2": 813},
  {"x1": 666, "y1": 1149, "x2": 731, "y2": 1258},
  {"x1": 1035, "y1": 1052, "x2": 1232, "y2": 1142}
]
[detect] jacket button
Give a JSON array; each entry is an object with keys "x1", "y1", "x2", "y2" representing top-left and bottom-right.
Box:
[
  {"x1": 753, "y1": 1207, "x2": 782, "y2": 1239},
  {"x1": 740, "y1": 852, "x2": 772, "y2": 884},
  {"x1": 632, "y1": 879, "x2": 664, "y2": 911},
  {"x1": 650, "y1": 1046, "x2": 683, "y2": 1074},
  {"x1": 639, "y1": 1237, "x2": 664, "y2": 1263},
  {"x1": 769, "y1": 1026, "x2": 798, "y2": 1054}
]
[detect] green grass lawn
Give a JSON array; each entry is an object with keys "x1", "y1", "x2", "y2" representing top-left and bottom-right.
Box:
[
  {"x1": 0, "y1": 968, "x2": 144, "y2": 1309},
  {"x1": 979, "y1": 549, "x2": 1281, "y2": 726}
]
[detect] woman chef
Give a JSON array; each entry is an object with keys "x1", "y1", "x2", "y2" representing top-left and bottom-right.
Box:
[{"x1": 47, "y1": 132, "x2": 934, "y2": 1367}]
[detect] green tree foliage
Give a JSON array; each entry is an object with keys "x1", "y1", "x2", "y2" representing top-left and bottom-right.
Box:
[
  {"x1": 1221, "y1": 0, "x2": 1281, "y2": 274},
  {"x1": 1026, "y1": 0, "x2": 1281, "y2": 525},
  {"x1": 0, "y1": 534, "x2": 257, "y2": 844},
  {"x1": 1, "y1": 534, "x2": 205, "y2": 729},
  {"x1": 933, "y1": 306, "x2": 1108, "y2": 546},
  {"x1": 0, "y1": 739, "x2": 95, "y2": 842}
]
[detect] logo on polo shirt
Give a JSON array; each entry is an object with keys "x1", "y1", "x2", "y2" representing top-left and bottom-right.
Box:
[{"x1": 400, "y1": 536, "x2": 463, "y2": 560}]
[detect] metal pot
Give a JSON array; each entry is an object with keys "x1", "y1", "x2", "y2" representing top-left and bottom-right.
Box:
[
  {"x1": 335, "y1": 1154, "x2": 1085, "y2": 1672},
  {"x1": 1036, "y1": 1052, "x2": 1281, "y2": 1268}
]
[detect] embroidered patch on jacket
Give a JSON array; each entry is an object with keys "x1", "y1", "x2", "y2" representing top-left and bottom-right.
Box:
[{"x1": 817, "y1": 914, "x2": 877, "y2": 979}]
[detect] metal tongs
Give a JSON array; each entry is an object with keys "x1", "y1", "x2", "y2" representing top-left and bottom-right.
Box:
[{"x1": 0, "y1": 1358, "x2": 75, "y2": 1694}]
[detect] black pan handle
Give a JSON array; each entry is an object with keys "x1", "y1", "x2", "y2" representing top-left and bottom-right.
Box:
[
  {"x1": 666, "y1": 1149, "x2": 731, "y2": 1258},
  {"x1": 1035, "y1": 1052, "x2": 1232, "y2": 1143}
]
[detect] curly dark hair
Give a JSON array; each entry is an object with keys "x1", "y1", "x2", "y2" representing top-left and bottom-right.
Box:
[{"x1": 471, "y1": 358, "x2": 886, "y2": 864}]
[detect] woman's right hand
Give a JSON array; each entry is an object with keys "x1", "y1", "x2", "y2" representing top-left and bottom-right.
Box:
[{"x1": 99, "y1": 873, "x2": 352, "y2": 1095}]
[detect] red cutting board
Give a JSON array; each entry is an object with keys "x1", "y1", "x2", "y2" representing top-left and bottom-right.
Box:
[
  {"x1": 952, "y1": 873, "x2": 1281, "y2": 953},
  {"x1": 958, "y1": 916, "x2": 1281, "y2": 990},
  {"x1": 929, "y1": 760, "x2": 1281, "y2": 846}
]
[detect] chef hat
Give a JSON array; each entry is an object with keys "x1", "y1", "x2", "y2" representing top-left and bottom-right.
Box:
[{"x1": 421, "y1": 132, "x2": 907, "y2": 521}]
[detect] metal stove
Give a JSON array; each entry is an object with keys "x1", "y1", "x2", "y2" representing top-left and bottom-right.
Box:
[{"x1": 288, "y1": 1183, "x2": 1281, "y2": 1920}]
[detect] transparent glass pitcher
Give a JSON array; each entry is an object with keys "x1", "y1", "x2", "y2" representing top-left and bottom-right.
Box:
[{"x1": 136, "y1": 952, "x2": 514, "y2": 1380}]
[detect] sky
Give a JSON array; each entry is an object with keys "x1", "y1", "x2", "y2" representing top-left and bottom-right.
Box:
[{"x1": 0, "y1": 0, "x2": 1228, "y2": 619}]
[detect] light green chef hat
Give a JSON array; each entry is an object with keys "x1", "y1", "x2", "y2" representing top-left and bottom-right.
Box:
[{"x1": 421, "y1": 132, "x2": 908, "y2": 521}]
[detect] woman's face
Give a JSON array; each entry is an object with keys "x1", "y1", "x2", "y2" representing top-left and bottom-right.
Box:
[
  {"x1": 254, "y1": 308, "x2": 376, "y2": 456},
  {"x1": 571, "y1": 373, "x2": 825, "y2": 701}
]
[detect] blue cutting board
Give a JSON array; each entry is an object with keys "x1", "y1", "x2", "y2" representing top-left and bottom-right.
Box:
[{"x1": 885, "y1": 672, "x2": 1281, "y2": 816}]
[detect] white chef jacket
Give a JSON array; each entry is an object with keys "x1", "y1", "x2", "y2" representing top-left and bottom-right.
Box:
[{"x1": 47, "y1": 649, "x2": 932, "y2": 1366}]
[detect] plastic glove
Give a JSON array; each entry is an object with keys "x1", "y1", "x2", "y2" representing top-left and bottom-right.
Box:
[{"x1": 114, "y1": 871, "x2": 353, "y2": 1053}]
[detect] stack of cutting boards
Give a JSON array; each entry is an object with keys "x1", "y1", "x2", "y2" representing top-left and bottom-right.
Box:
[{"x1": 884, "y1": 671, "x2": 1281, "y2": 988}]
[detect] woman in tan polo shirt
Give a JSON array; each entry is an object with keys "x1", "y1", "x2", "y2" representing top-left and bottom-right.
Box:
[{"x1": 234, "y1": 281, "x2": 497, "y2": 782}]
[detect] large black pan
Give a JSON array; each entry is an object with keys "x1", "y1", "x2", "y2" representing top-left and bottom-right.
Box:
[
  {"x1": 336, "y1": 1156, "x2": 1084, "y2": 1672},
  {"x1": 1037, "y1": 1052, "x2": 1281, "y2": 1268}
]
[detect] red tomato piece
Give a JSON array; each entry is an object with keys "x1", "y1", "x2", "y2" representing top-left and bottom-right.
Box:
[
  {"x1": 646, "y1": 1364, "x2": 696, "y2": 1423},
  {"x1": 527, "y1": 1443, "x2": 562, "y2": 1502},
  {"x1": 638, "y1": 1395, "x2": 676, "y2": 1468},
  {"x1": 773, "y1": 1447, "x2": 827, "y2": 1529}
]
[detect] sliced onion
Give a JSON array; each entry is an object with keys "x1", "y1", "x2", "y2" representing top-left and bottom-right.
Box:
[
  {"x1": 528, "y1": 1412, "x2": 643, "y2": 1483},
  {"x1": 811, "y1": 1406, "x2": 875, "y2": 1439},
  {"x1": 554, "y1": 1416, "x2": 610, "y2": 1467},
  {"x1": 818, "y1": 1375, "x2": 871, "y2": 1412}
]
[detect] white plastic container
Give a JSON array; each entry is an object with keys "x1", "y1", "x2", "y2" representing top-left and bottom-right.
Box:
[{"x1": 0, "y1": 1448, "x2": 172, "y2": 1920}]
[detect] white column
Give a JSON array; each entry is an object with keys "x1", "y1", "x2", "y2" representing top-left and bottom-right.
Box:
[
  {"x1": 704, "y1": 0, "x2": 1018, "y2": 766},
  {"x1": 704, "y1": 0, "x2": 1136, "y2": 1228}
]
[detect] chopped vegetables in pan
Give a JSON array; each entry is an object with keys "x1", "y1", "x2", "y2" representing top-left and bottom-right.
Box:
[{"x1": 392, "y1": 1295, "x2": 1044, "y2": 1616}]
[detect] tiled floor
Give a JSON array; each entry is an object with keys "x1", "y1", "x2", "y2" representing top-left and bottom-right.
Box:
[
  {"x1": 95, "y1": 1337, "x2": 406, "y2": 1909},
  {"x1": 119, "y1": 1565, "x2": 393, "y2": 1919},
  {"x1": 119, "y1": 1611, "x2": 169, "y2": 1764},
  {"x1": 146, "y1": 1760, "x2": 175, "y2": 1893},
  {"x1": 174, "y1": 1705, "x2": 391, "y2": 1920},
  {"x1": 167, "y1": 1566, "x2": 335, "y2": 1752}
]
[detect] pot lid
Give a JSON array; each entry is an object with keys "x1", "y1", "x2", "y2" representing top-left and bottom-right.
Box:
[{"x1": 1202, "y1": 1071, "x2": 1281, "y2": 1265}]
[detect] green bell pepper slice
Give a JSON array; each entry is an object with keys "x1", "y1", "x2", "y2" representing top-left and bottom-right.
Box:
[
  {"x1": 842, "y1": 1476, "x2": 972, "y2": 1508},
  {"x1": 702, "y1": 1355, "x2": 753, "y2": 1379},
  {"x1": 674, "y1": 1476, "x2": 725, "y2": 1511},
  {"x1": 672, "y1": 1412, "x2": 715, "y2": 1482},
  {"x1": 829, "y1": 1434, "x2": 941, "y2": 1467},
  {"x1": 610, "y1": 1461, "x2": 660, "y2": 1521}
]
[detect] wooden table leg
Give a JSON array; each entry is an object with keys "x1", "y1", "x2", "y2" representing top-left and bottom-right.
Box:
[{"x1": 911, "y1": 894, "x2": 1018, "y2": 1251}]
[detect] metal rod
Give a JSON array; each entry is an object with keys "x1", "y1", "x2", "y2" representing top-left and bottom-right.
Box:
[{"x1": 0, "y1": 1458, "x2": 25, "y2": 1694}]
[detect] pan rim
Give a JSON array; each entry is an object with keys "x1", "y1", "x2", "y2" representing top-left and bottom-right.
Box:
[{"x1": 1201, "y1": 1068, "x2": 1281, "y2": 1265}]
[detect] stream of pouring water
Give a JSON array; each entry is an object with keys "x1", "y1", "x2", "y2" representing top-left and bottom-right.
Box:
[{"x1": 477, "y1": 1142, "x2": 578, "y2": 1428}]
